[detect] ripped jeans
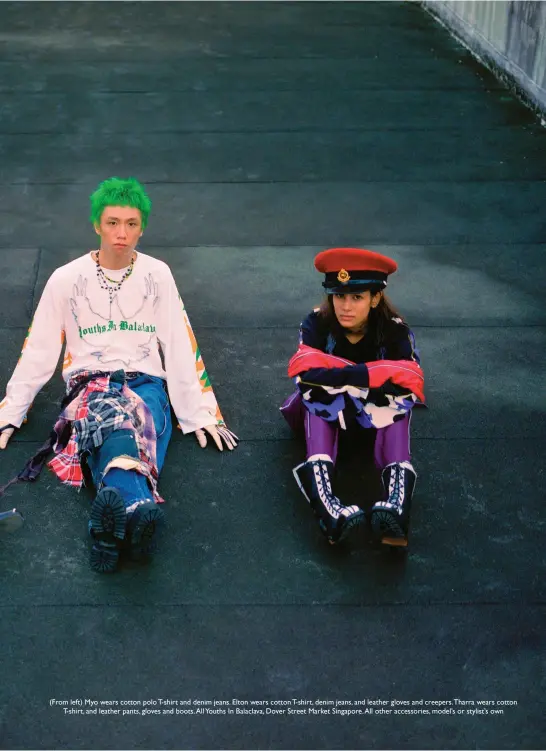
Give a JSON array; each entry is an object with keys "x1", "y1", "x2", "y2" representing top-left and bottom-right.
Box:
[{"x1": 85, "y1": 374, "x2": 172, "y2": 510}]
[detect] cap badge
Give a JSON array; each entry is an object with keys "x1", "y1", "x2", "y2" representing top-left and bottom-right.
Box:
[{"x1": 337, "y1": 268, "x2": 350, "y2": 284}]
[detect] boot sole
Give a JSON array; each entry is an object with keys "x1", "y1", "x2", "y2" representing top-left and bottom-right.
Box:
[
  {"x1": 323, "y1": 508, "x2": 366, "y2": 545},
  {"x1": 89, "y1": 488, "x2": 126, "y2": 573},
  {"x1": 370, "y1": 509, "x2": 408, "y2": 547},
  {"x1": 90, "y1": 544, "x2": 120, "y2": 573},
  {"x1": 340, "y1": 509, "x2": 366, "y2": 542},
  {"x1": 127, "y1": 502, "x2": 164, "y2": 560}
]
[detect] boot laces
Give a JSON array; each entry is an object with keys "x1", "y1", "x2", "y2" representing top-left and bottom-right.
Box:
[
  {"x1": 313, "y1": 462, "x2": 344, "y2": 518},
  {"x1": 388, "y1": 464, "x2": 404, "y2": 509}
]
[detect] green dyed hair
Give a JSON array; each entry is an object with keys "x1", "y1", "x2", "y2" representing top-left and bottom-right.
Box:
[{"x1": 90, "y1": 177, "x2": 152, "y2": 229}]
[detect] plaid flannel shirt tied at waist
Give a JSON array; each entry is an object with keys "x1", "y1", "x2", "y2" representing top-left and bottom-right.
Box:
[{"x1": 48, "y1": 369, "x2": 165, "y2": 503}]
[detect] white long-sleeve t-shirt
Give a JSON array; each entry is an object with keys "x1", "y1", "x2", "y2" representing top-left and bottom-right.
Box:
[{"x1": 0, "y1": 251, "x2": 222, "y2": 433}]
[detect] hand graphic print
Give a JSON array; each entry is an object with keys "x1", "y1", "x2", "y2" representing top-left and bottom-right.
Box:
[
  {"x1": 70, "y1": 275, "x2": 111, "y2": 320},
  {"x1": 70, "y1": 275, "x2": 111, "y2": 348},
  {"x1": 115, "y1": 274, "x2": 160, "y2": 320}
]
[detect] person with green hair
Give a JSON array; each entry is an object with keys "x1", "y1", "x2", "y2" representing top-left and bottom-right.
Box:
[{"x1": 0, "y1": 177, "x2": 237, "y2": 572}]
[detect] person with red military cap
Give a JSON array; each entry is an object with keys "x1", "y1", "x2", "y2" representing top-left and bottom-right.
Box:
[{"x1": 281, "y1": 248, "x2": 425, "y2": 547}]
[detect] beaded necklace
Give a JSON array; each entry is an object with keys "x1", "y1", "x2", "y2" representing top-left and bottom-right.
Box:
[{"x1": 94, "y1": 250, "x2": 135, "y2": 302}]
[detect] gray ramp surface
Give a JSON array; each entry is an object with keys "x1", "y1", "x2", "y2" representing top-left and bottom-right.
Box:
[{"x1": 0, "y1": 2, "x2": 544, "y2": 750}]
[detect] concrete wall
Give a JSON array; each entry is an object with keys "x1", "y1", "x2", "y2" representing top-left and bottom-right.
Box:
[{"x1": 421, "y1": 1, "x2": 546, "y2": 115}]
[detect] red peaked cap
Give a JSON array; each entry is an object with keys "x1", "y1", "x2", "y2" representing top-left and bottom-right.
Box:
[{"x1": 314, "y1": 248, "x2": 397, "y2": 293}]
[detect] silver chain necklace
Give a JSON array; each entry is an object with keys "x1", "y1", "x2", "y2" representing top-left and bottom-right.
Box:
[{"x1": 94, "y1": 251, "x2": 135, "y2": 302}]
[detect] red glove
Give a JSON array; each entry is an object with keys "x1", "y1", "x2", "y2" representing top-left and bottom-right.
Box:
[
  {"x1": 366, "y1": 360, "x2": 425, "y2": 402},
  {"x1": 288, "y1": 345, "x2": 354, "y2": 378}
]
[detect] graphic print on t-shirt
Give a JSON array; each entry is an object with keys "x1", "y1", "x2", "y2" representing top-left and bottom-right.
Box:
[{"x1": 69, "y1": 274, "x2": 160, "y2": 367}]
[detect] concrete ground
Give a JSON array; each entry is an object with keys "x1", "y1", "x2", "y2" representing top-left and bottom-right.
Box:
[{"x1": 0, "y1": 2, "x2": 545, "y2": 749}]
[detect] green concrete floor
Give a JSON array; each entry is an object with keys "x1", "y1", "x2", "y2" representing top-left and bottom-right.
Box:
[{"x1": 0, "y1": 2, "x2": 544, "y2": 749}]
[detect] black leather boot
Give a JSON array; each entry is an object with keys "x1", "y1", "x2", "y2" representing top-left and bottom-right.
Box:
[
  {"x1": 293, "y1": 456, "x2": 365, "y2": 543},
  {"x1": 370, "y1": 461, "x2": 416, "y2": 547}
]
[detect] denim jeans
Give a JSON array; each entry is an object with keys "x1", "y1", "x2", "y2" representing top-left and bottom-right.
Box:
[{"x1": 85, "y1": 374, "x2": 173, "y2": 509}]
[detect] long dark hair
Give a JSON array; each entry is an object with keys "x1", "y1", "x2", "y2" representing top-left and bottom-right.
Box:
[{"x1": 318, "y1": 289, "x2": 404, "y2": 356}]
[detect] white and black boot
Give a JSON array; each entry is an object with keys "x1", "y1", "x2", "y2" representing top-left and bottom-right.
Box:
[
  {"x1": 293, "y1": 455, "x2": 365, "y2": 544},
  {"x1": 370, "y1": 461, "x2": 416, "y2": 547}
]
